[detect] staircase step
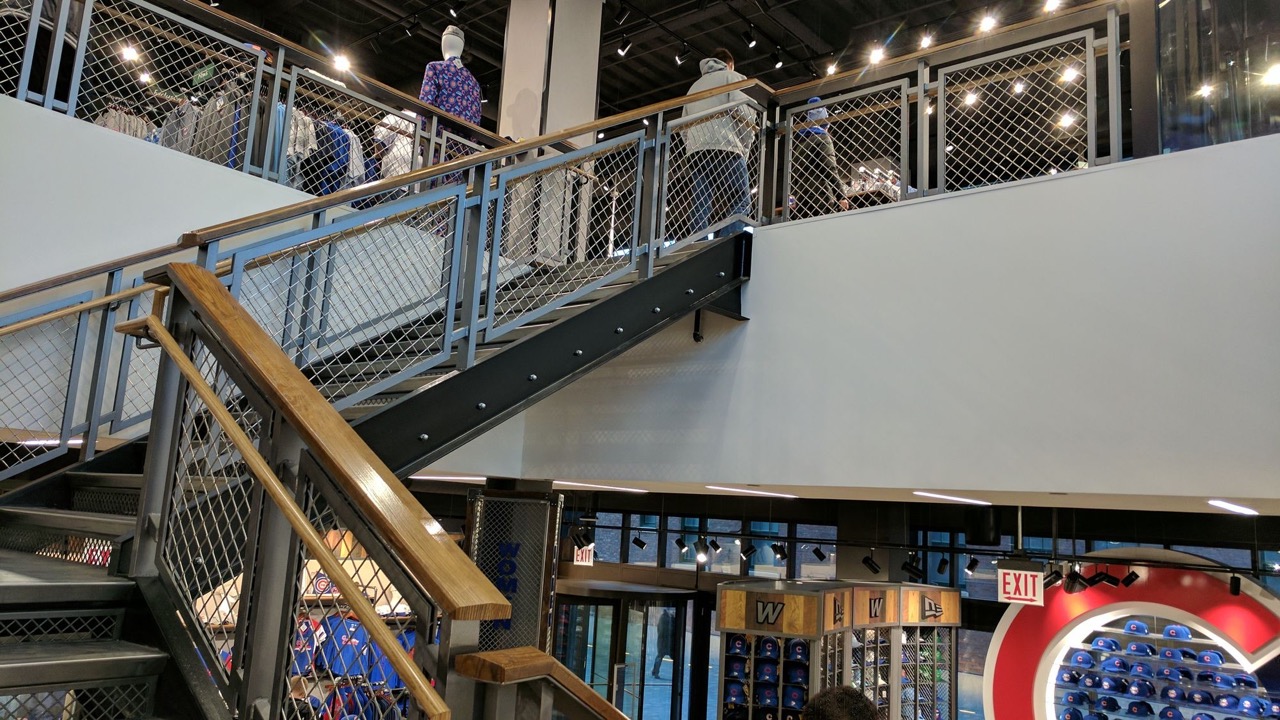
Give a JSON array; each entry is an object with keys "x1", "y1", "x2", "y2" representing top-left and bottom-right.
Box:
[
  {"x1": 65, "y1": 472, "x2": 144, "y2": 490},
  {"x1": 0, "y1": 640, "x2": 166, "y2": 686},
  {"x1": 0, "y1": 507, "x2": 135, "y2": 540},
  {"x1": 0, "y1": 549, "x2": 134, "y2": 604}
]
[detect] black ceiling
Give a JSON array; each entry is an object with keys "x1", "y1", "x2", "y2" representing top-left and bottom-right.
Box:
[{"x1": 211, "y1": 0, "x2": 1055, "y2": 127}]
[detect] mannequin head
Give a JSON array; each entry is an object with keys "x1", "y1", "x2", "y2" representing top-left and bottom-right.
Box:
[{"x1": 442, "y1": 25, "x2": 465, "y2": 61}]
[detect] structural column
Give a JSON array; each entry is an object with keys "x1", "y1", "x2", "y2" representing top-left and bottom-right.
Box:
[{"x1": 498, "y1": 0, "x2": 602, "y2": 141}]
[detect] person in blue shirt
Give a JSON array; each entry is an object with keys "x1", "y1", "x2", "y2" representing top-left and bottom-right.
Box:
[{"x1": 792, "y1": 97, "x2": 851, "y2": 219}]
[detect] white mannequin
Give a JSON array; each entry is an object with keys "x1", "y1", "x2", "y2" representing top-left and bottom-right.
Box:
[
  {"x1": 442, "y1": 25, "x2": 465, "y2": 63},
  {"x1": 419, "y1": 23, "x2": 482, "y2": 124}
]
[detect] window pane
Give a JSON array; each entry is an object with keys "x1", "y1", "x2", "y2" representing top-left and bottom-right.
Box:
[
  {"x1": 630, "y1": 514, "x2": 659, "y2": 530},
  {"x1": 598, "y1": 512, "x2": 623, "y2": 528},
  {"x1": 627, "y1": 529, "x2": 659, "y2": 566},
  {"x1": 743, "y1": 523, "x2": 787, "y2": 579},
  {"x1": 798, "y1": 541, "x2": 836, "y2": 579},
  {"x1": 1170, "y1": 546, "x2": 1251, "y2": 568},
  {"x1": 667, "y1": 516, "x2": 701, "y2": 570},
  {"x1": 594, "y1": 528, "x2": 621, "y2": 563}
]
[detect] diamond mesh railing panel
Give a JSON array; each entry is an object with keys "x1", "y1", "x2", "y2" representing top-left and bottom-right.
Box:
[
  {"x1": 0, "y1": 680, "x2": 155, "y2": 719},
  {"x1": 158, "y1": 342, "x2": 260, "y2": 682},
  {"x1": 72, "y1": 487, "x2": 141, "y2": 517},
  {"x1": 939, "y1": 35, "x2": 1092, "y2": 191},
  {"x1": 0, "y1": 611, "x2": 120, "y2": 644},
  {"x1": 283, "y1": 71, "x2": 421, "y2": 205},
  {"x1": 487, "y1": 140, "x2": 641, "y2": 337},
  {"x1": 114, "y1": 291, "x2": 161, "y2": 431},
  {"x1": 0, "y1": 1, "x2": 36, "y2": 98},
  {"x1": 787, "y1": 85, "x2": 906, "y2": 220},
  {"x1": 234, "y1": 196, "x2": 459, "y2": 407},
  {"x1": 78, "y1": 0, "x2": 263, "y2": 168},
  {"x1": 0, "y1": 525, "x2": 114, "y2": 566},
  {"x1": 469, "y1": 495, "x2": 551, "y2": 652},
  {"x1": 0, "y1": 310, "x2": 85, "y2": 479},
  {"x1": 282, "y1": 486, "x2": 424, "y2": 720},
  {"x1": 661, "y1": 104, "x2": 763, "y2": 245}
]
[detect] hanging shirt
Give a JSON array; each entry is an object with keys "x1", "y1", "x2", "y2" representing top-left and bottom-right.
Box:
[
  {"x1": 316, "y1": 614, "x2": 370, "y2": 676},
  {"x1": 290, "y1": 615, "x2": 324, "y2": 676},
  {"x1": 343, "y1": 128, "x2": 365, "y2": 189},
  {"x1": 159, "y1": 102, "x2": 201, "y2": 153},
  {"x1": 368, "y1": 628, "x2": 415, "y2": 690},
  {"x1": 418, "y1": 57, "x2": 482, "y2": 125},
  {"x1": 372, "y1": 112, "x2": 416, "y2": 179}
]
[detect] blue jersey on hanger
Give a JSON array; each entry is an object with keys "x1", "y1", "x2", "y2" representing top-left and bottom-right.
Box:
[{"x1": 317, "y1": 615, "x2": 370, "y2": 676}]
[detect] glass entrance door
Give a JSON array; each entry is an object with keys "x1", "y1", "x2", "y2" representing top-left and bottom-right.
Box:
[
  {"x1": 639, "y1": 601, "x2": 686, "y2": 720},
  {"x1": 554, "y1": 599, "x2": 616, "y2": 699}
]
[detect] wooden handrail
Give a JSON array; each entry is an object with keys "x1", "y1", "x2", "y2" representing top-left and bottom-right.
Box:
[
  {"x1": 455, "y1": 646, "x2": 628, "y2": 720},
  {"x1": 163, "y1": 263, "x2": 511, "y2": 622},
  {"x1": 179, "y1": 77, "x2": 775, "y2": 248},
  {"x1": 138, "y1": 311, "x2": 452, "y2": 720},
  {"x1": 0, "y1": 245, "x2": 181, "y2": 306}
]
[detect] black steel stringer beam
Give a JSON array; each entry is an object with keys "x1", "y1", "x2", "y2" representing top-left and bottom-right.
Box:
[{"x1": 354, "y1": 233, "x2": 751, "y2": 478}]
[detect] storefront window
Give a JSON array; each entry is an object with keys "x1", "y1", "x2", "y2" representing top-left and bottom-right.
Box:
[
  {"x1": 667, "y1": 516, "x2": 702, "y2": 570},
  {"x1": 956, "y1": 534, "x2": 1011, "y2": 601},
  {"x1": 705, "y1": 519, "x2": 743, "y2": 574},
  {"x1": 796, "y1": 524, "x2": 837, "y2": 579},
  {"x1": 1261, "y1": 550, "x2": 1280, "y2": 597},
  {"x1": 1170, "y1": 545, "x2": 1251, "y2": 569},
  {"x1": 594, "y1": 513, "x2": 623, "y2": 564},
  {"x1": 744, "y1": 521, "x2": 787, "y2": 579}
]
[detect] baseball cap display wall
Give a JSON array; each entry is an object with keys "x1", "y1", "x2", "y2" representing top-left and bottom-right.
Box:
[
  {"x1": 716, "y1": 579, "x2": 961, "y2": 720},
  {"x1": 1051, "y1": 614, "x2": 1278, "y2": 720}
]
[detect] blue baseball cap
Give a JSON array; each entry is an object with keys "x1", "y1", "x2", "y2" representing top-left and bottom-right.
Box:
[
  {"x1": 1198, "y1": 671, "x2": 1218, "y2": 684},
  {"x1": 1127, "y1": 642, "x2": 1157, "y2": 657},
  {"x1": 727, "y1": 634, "x2": 749, "y2": 655},
  {"x1": 1100, "y1": 697, "x2": 1123, "y2": 712},
  {"x1": 1103, "y1": 657, "x2": 1132, "y2": 674},
  {"x1": 786, "y1": 639, "x2": 810, "y2": 662},
  {"x1": 1163, "y1": 625, "x2": 1193, "y2": 640},
  {"x1": 1161, "y1": 708, "x2": 1186, "y2": 720},
  {"x1": 1124, "y1": 620, "x2": 1150, "y2": 635},
  {"x1": 1232, "y1": 674, "x2": 1258, "y2": 690},
  {"x1": 1270, "y1": 700, "x2": 1280, "y2": 717},
  {"x1": 1129, "y1": 701, "x2": 1156, "y2": 717},
  {"x1": 725, "y1": 656, "x2": 748, "y2": 679},
  {"x1": 1198, "y1": 650, "x2": 1225, "y2": 666},
  {"x1": 754, "y1": 686, "x2": 779, "y2": 707},
  {"x1": 1128, "y1": 680, "x2": 1156, "y2": 698},
  {"x1": 1189, "y1": 690, "x2": 1216, "y2": 705},
  {"x1": 1064, "y1": 691, "x2": 1092, "y2": 706},
  {"x1": 1238, "y1": 698, "x2": 1266, "y2": 718},
  {"x1": 1072, "y1": 650, "x2": 1097, "y2": 668},
  {"x1": 1130, "y1": 662, "x2": 1155, "y2": 679},
  {"x1": 1189, "y1": 715, "x2": 1217, "y2": 720},
  {"x1": 1217, "y1": 696, "x2": 1240, "y2": 711},
  {"x1": 784, "y1": 664, "x2": 808, "y2": 685},
  {"x1": 1163, "y1": 687, "x2": 1188, "y2": 703},
  {"x1": 782, "y1": 685, "x2": 806, "y2": 710},
  {"x1": 1211, "y1": 673, "x2": 1236, "y2": 690},
  {"x1": 1080, "y1": 673, "x2": 1103, "y2": 690},
  {"x1": 757, "y1": 637, "x2": 781, "y2": 660},
  {"x1": 1156, "y1": 667, "x2": 1183, "y2": 683},
  {"x1": 725, "y1": 680, "x2": 747, "y2": 704},
  {"x1": 1176, "y1": 648, "x2": 1199, "y2": 661},
  {"x1": 1102, "y1": 676, "x2": 1131, "y2": 694},
  {"x1": 754, "y1": 660, "x2": 779, "y2": 684},
  {"x1": 1160, "y1": 647, "x2": 1182, "y2": 662},
  {"x1": 1094, "y1": 637, "x2": 1123, "y2": 652},
  {"x1": 1063, "y1": 709, "x2": 1085, "y2": 720},
  {"x1": 1059, "y1": 667, "x2": 1084, "y2": 685}
]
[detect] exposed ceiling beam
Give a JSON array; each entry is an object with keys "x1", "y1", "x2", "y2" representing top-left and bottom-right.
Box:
[{"x1": 730, "y1": 0, "x2": 832, "y2": 56}]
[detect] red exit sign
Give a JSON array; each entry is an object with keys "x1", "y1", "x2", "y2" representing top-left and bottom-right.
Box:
[{"x1": 997, "y1": 567, "x2": 1044, "y2": 606}]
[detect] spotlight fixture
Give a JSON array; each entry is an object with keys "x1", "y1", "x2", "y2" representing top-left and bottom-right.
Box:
[
  {"x1": 676, "y1": 44, "x2": 693, "y2": 66},
  {"x1": 674, "y1": 537, "x2": 688, "y2": 553},
  {"x1": 741, "y1": 543, "x2": 758, "y2": 560},
  {"x1": 1198, "y1": 84, "x2": 1213, "y2": 98},
  {"x1": 741, "y1": 28, "x2": 757, "y2": 49},
  {"x1": 1121, "y1": 570, "x2": 1140, "y2": 587},
  {"x1": 862, "y1": 553, "x2": 881, "y2": 575},
  {"x1": 979, "y1": 15, "x2": 998, "y2": 33},
  {"x1": 772, "y1": 51, "x2": 783, "y2": 70},
  {"x1": 1085, "y1": 570, "x2": 1108, "y2": 587},
  {"x1": 869, "y1": 47, "x2": 885, "y2": 64},
  {"x1": 449, "y1": 0, "x2": 466, "y2": 18},
  {"x1": 901, "y1": 555, "x2": 926, "y2": 581},
  {"x1": 964, "y1": 556, "x2": 980, "y2": 576},
  {"x1": 1063, "y1": 568, "x2": 1089, "y2": 594},
  {"x1": 1264, "y1": 64, "x2": 1280, "y2": 86},
  {"x1": 1100, "y1": 570, "x2": 1121, "y2": 588},
  {"x1": 1044, "y1": 0, "x2": 1062, "y2": 11},
  {"x1": 632, "y1": 535, "x2": 648, "y2": 550},
  {"x1": 708, "y1": 538, "x2": 722, "y2": 554},
  {"x1": 812, "y1": 545, "x2": 827, "y2": 562},
  {"x1": 920, "y1": 34, "x2": 933, "y2": 49},
  {"x1": 936, "y1": 556, "x2": 950, "y2": 574},
  {"x1": 694, "y1": 538, "x2": 710, "y2": 564},
  {"x1": 1043, "y1": 569, "x2": 1063, "y2": 589},
  {"x1": 333, "y1": 54, "x2": 351, "y2": 72},
  {"x1": 771, "y1": 542, "x2": 788, "y2": 561},
  {"x1": 1230, "y1": 575, "x2": 1242, "y2": 596},
  {"x1": 614, "y1": 5, "x2": 630, "y2": 25},
  {"x1": 826, "y1": 63, "x2": 836, "y2": 76},
  {"x1": 617, "y1": 36, "x2": 633, "y2": 57},
  {"x1": 138, "y1": 72, "x2": 152, "y2": 84},
  {"x1": 120, "y1": 45, "x2": 140, "y2": 62}
]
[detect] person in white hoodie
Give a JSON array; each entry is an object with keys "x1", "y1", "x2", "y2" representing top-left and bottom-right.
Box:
[{"x1": 682, "y1": 48, "x2": 756, "y2": 238}]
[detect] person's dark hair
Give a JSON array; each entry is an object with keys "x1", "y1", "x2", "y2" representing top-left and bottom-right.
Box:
[
  {"x1": 712, "y1": 47, "x2": 735, "y2": 65},
  {"x1": 802, "y1": 686, "x2": 878, "y2": 720}
]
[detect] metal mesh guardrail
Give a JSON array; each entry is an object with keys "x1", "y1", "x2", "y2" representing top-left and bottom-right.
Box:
[
  {"x1": 660, "y1": 101, "x2": 765, "y2": 252},
  {"x1": 784, "y1": 81, "x2": 909, "y2": 220},
  {"x1": 0, "y1": 609, "x2": 122, "y2": 644},
  {"x1": 109, "y1": 288, "x2": 160, "y2": 434},
  {"x1": 0, "y1": 0, "x2": 36, "y2": 98},
  {"x1": 485, "y1": 137, "x2": 643, "y2": 339},
  {"x1": 0, "y1": 679, "x2": 155, "y2": 719},
  {"x1": 938, "y1": 33, "x2": 1095, "y2": 192}
]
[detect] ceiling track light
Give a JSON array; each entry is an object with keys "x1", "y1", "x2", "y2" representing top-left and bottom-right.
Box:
[
  {"x1": 617, "y1": 36, "x2": 633, "y2": 57},
  {"x1": 812, "y1": 545, "x2": 827, "y2": 562},
  {"x1": 964, "y1": 556, "x2": 980, "y2": 575},
  {"x1": 676, "y1": 44, "x2": 693, "y2": 66},
  {"x1": 632, "y1": 535, "x2": 648, "y2": 550},
  {"x1": 694, "y1": 538, "x2": 710, "y2": 563},
  {"x1": 1085, "y1": 570, "x2": 1108, "y2": 587},
  {"x1": 741, "y1": 28, "x2": 757, "y2": 49},
  {"x1": 771, "y1": 542, "x2": 788, "y2": 561},
  {"x1": 862, "y1": 552, "x2": 881, "y2": 575},
  {"x1": 1043, "y1": 569, "x2": 1063, "y2": 589},
  {"x1": 614, "y1": 5, "x2": 630, "y2": 25},
  {"x1": 772, "y1": 50, "x2": 783, "y2": 70},
  {"x1": 708, "y1": 538, "x2": 722, "y2": 554},
  {"x1": 1230, "y1": 575, "x2": 1242, "y2": 596},
  {"x1": 449, "y1": 0, "x2": 466, "y2": 18},
  {"x1": 674, "y1": 537, "x2": 688, "y2": 553},
  {"x1": 901, "y1": 554, "x2": 926, "y2": 581},
  {"x1": 1063, "y1": 568, "x2": 1089, "y2": 594},
  {"x1": 741, "y1": 543, "x2": 758, "y2": 560},
  {"x1": 936, "y1": 556, "x2": 950, "y2": 574},
  {"x1": 1121, "y1": 570, "x2": 1140, "y2": 587}
]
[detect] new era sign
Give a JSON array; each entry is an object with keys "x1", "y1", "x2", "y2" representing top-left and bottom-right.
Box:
[{"x1": 996, "y1": 559, "x2": 1045, "y2": 606}]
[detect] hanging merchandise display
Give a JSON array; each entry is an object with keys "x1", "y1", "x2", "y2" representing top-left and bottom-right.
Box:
[
  {"x1": 716, "y1": 579, "x2": 961, "y2": 720},
  {"x1": 982, "y1": 550, "x2": 1280, "y2": 720}
]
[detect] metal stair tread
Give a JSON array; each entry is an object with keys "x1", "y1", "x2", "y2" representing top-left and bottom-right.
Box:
[
  {"x1": 0, "y1": 549, "x2": 133, "y2": 603},
  {"x1": 0, "y1": 507, "x2": 135, "y2": 539},
  {"x1": 0, "y1": 640, "x2": 167, "y2": 686},
  {"x1": 65, "y1": 472, "x2": 145, "y2": 490}
]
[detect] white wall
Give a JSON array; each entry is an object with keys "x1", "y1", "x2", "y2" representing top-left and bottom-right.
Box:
[
  {"x1": 510, "y1": 135, "x2": 1280, "y2": 502},
  {"x1": 0, "y1": 95, "x2": 310, "y2": 297}
]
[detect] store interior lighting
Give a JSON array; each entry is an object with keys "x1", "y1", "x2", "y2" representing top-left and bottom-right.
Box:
[
  {"x1": 1062, "y1": 66, "x2": 1081, "y2": 83},
  {"x1": 449, "y1": 0, "x2": 466, "y2": 18},
  {"x1": 771, "y1": 542, "x2": 788, "y2": 561},
  {"x1": 1063, "y1": 567, "x2": 1089, "y2": 594},
  {"x1": 741, "y1": 543, "x2": 758, "y2": 560},
  {"x1": 614, "y1": 5, "x2": 630, "y2": 24},
  {"x1": 936, "y1": 556, "x2": 950, "y2": 574},
  {"x1": 827, "y1": 63, "x2": 837, "y2": 76},
  {"x1": 1043, "y1": 569, "x2": 1063, "y2": 588},
  {"x1": 964, "y1": 92, "x2": 979, "y2": 106},
  {"x1": 1230, "y1": 575, "x2": 1242, "y2": 596},
  {"x1": 694, "y1": 538, "x2": 710, "y2": 563},
  {"x1": 812, "y1": 545, "x2": 827, "y2": 562},
  {"x1": 902, "y1": 554, "x2": 927, "y2": 581},
  {"x1": 913, "y1": 491, "x2": 991, "y2": 506},
  {"x1": 979, "y1": 15, "x2": 998, "y2": 33},
  {"x1": 1121, "y1": 570, "x2": 1140, "y2": 587},
  {"x1": 1264, "y1": 64, "x2": 1280, "y2": 86},
  {"x1": 1013, "y1": 81, "x2": 1026, "y2": 94},
  {"x1": 1209, "y1": 499, "x2": 1259, "y2": 515},
  {"x1": 674, "y1": 537, "x2": 688, "y2": 553},
  {"x1": 1198, "y1": 84, "x2": 1213, "y2": 98},
  {"x1": 708, "y1": 538, "x2": 722, "y2": 554},
  {"x1": 571, "y1": 527, "x2": 594, "y2": 550},
  {"x1": 676, "y1": 44, "x2": 693, "y2": 65},
  {"x1": 862, "y1": 552, "x2": 881, "y2": 575},
  {"x1": 964, "y1": 556, "x2": 980, "y2": 575},
  {"x1": 1044, "y1": 0, "x2": 1062, "y2": 11},
  {"x1": 772, "y1": 51, "x2": 784, "y2": 69},
  {"x1": 631, "y1": 535, "x2": 647, "y2": 550},
  {"x1": 333, "y1": 54, "x2": 351, "y2": 72},
  {"x1": 741, "y1": 28, "x2": 757, "y2": 49},
  {"x1": 920, "y1": 34, "x2": 934, "y2": 49},
  {"x1": 869, "y1": 47, "x2": 885, "y2": 64},
  {"x1": 617, "y1": 36, "x2": 632, "y2": 57}
]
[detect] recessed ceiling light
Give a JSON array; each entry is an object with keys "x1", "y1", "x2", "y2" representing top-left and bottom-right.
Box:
[
  {"x1": 409, "y1": 474, "x2": 487, "y2": 482},
  {"x1": 1264, "y1": 64, "x2": 1280, "y2": 86},
  {"x1": 979, "y1": 15, "x2": 997, "y2": 33},
  {"x1": 869, "y1": 47, "x2": 885, "y2": 64},
  {"x1": 920, "y1": 35, "x2": 933, "y2": 49},
  {"x1": 706, "y1": 485, "x2": 799, "y2": 499},
  {"x1": 1208, "y1": 499, "x2": 1259, "y2": 516},
  {"x1": 913, "y1": 491, "x2": 991, "y2": 506},
  {"x1": 555, "y1": 480, "x2": 648, "y2": 494},
  {"x1": 333, "y1": 54, "x2": 351, "y2": 72}
]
